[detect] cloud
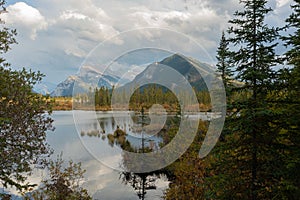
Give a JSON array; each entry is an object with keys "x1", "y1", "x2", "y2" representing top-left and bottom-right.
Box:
[
  {"x1": 126, "y1": 5, "x2": 230, "y2": 52},
  {"x1": 276, "y1": 0, "x2": 291, "y2": 8},
  {"x1": 3, "y1": 2, "x2": 47, "y2": 40},
  {"x1": 3, "y1": 0, "x2": 292, "y2": 88},
  {"x1": 60, "y1": 10, "x2": 89, "y2": 20},
  {"x1": 51, "y1": 7, "x2": 122, "y2": 58},
  {"x1": 57, "y1": 10, "x2": 120, "y2": 42},
  {"x1": 274, "y1": 0, "x2": 293, "y2": 13}
]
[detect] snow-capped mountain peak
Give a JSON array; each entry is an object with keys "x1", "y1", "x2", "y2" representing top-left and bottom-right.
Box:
[{"x1": 51, "y1": 66, "x2": 119, "y2": 97}]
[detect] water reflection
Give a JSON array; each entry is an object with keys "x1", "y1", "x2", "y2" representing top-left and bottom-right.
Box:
[
  {"x1": 79, "y1": 109, "x2": 168, "y2": 199},
  {"x1": 121, "y1": 173, "x2": 158, "y2": 199},
  {"x1": 79, "y1": 112, "x2": 165, "y2": 150},
  {"x1": 77, "y1": 109, "x2": 217, "y2": 199},
  {"x1": 52, "y1": 111, "x2": 169, "y2": 199}
]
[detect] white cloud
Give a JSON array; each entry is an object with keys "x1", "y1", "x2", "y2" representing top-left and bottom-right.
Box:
[
  {"x1": 4, "y1": 2, "x2": 47, "y2": 40},
  {"x1": 3, "y1": 0, "x2": 292, "y2": 87},
  {"x1": 60, "y1": 10, "x2": 88, "y2": 20},
  {"x1": 56, "y1": 5, "x2": 119, "y2": 41},
  {"x1": 130, "y1": 9, "x2": 192, "y2": 27},
  {"x1": 53, "y1": 8, "x2": 122, "y2": 57},
  {"x1": 276, "y1": 0, "x2": 291, "y2": 8},
  {"x1": 127, "y1": 6, "x2": 229, "y2": 51},
  {"x1": 65, "y1": 44, "x2": 87, "y2": 58}
]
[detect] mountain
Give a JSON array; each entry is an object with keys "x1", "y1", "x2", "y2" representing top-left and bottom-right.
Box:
[
  {"x1": 122, "y1": 53, "x2": 215, "y2": 92},
  {"x1": 51, "y1": 54, "x2": 216, "y2": 97},
  {"x1": 34, "y1": 81, "x2": 57, "y2": 95},
  {"x1": 51, "y1": 66, "x2": 119, "y2": 97}
]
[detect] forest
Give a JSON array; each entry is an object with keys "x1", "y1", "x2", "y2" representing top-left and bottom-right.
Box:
[{"x1": 54, "y1": 84, "x2": 211, "y2": 112}]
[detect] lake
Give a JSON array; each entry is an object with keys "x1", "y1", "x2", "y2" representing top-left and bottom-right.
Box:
[
  {"x1": 45, "y1": 111, "x2": 172, "y2": 200},
  {"x1": 5, "y1": 110, "x2": 219, "y2": 199}
]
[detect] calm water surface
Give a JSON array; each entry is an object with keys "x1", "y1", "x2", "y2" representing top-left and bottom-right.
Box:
[
  {"x1": 46, "y1": 111, "x2": 169, "y2": 200},
  {"x1": 6, "y1": 110, "x2": 215, "y2": 199}
]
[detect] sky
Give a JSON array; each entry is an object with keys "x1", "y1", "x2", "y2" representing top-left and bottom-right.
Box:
[{"x1": 1, "y1": 0, "x2": 293, "y2": 89}]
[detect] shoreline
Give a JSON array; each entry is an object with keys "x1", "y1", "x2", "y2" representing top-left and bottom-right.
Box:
[{"x1": 52, "y1": 97, "x2": 212, "y2": 112}]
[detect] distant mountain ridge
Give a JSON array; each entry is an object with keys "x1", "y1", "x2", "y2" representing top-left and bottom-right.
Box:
[
  {"x1": 50, "y1": 54, "x2": 215, "y2": 97},
  {"x1": 158, "y1": 53, "x2": 213, "y2": 91},
  {"x1": 124, "y1": 53, "x2": 214, "y2": 92},
  {"x1": 50, "y1": 66, "x2": 119, "y2": 97},
  {"x1": 33, "y1": 81, "x2": 57, "y2": 95}
]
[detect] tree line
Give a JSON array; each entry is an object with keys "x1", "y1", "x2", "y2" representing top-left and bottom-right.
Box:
[{"x1": 91, "y1": 84, "x2": 211, "y2": 111}]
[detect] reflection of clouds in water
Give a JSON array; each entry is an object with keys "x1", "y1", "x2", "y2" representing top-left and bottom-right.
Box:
[
  {"x1": 146, "y1": 175, "x2": 170, "y2": 200},
  {"x1": 91, "y1": 173, "x2": 169, "y2": 200},
  {"x1": 47, "y1": 111, "x2": 126, "y2": 196},
  {"x1": 93, "y1": 178, "x2": 139, "y2": 200},
  {"x1": 51, "y1": 111, "x2": 77, "y2": 126},
  {"x1": 82, "y1": 159, "x2": 170, "y2": 200},
  {"x1": 81, "y1": 159, "x2": 114, "y2": 195},
  {"x1": 51, "y1": 111, "x2": 170, "y2": 198},
  {"x1": 55, "y1": 139, "x2": 90, "y2": 160},
  {"x1": 78, "y1": 111, "x2": 165, "y2": 165},
  {"x1": 5, "y1": 111, "x2": 169, "y2": 198}
]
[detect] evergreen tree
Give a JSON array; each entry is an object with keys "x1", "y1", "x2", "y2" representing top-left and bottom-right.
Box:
[
  {"x1": 210, "y1": 0, "x2": 283, "y2": 199},
  {"x1": 216, "y1": 31, "x2": 233, "y2": 89},
  {"x1": 284, "y1": 0, "x2": 300, "y2": 68},
  {"x1": 277, "y1": 0, "x2": 300, "y2": 197}
]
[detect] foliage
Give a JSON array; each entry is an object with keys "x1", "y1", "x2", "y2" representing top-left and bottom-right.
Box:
[
  {"x1": 115, "y1": 111, "x2": 209, "y2": 199},
  {"x1": 216, "y1": 31, "x2": 233, "y2": 89},
  {"x1": 274, "y1": 0, "x2": 300, "y2": 198},
  {"x1": 283, "y1": 0, "x2": 300, "y2": 68},
  {"x1": 164, "y1": 151, "x2": 206, "y2": 200},
  {"x1": 164, "y1": 121, "x2": 209, "y2": 200},
  {"x1": 0, "y1": 0, "x2": 54, "y2": 193},
  {"x1": 52, "y1": 97, "x2": 73, "y2": 110},
  {"x1": 94, "y1": 86, "x2": 111, "y2": 107},
  {"x1": 208, "y1": 0, "x2": 287, "y2": 199},
  {"x1": 0, "y1": 67, "x2": 54, "y2": 191},
  {"x1": 164, "y1": 1, "x2": 300, "y2": 198},
  {"x1": 0, "y1": 0, "x2": 16, "y2": 66},
  {"x1": 92, "y1": 84, "x2": 211, "y2": 112},
  {"x1": 28, "y1": 155, "x2": 92, "y2": 200}
]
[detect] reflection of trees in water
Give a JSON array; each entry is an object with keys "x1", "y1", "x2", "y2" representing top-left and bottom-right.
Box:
[
  {"x1": 80, "y1": 123, "x2": 159, "y2": 199},
  {"x1": 79, "y1": 111, "x2": 183, "y2": 199},
  {"x1": 81, "y1": 124, "x2": 134, "y2": 151},
  {"x1": 106, "y1": 126, "x2": 134, "y2": 151},
  {"x1": 80, "y1": 115, "x2": 174, "y2": 152},
  {"x1": 120, "y1": 172, "x2": 157, "y2": 200},
  {"x1": 119, "y1": 108, "x2": 165, "y2": 200}
]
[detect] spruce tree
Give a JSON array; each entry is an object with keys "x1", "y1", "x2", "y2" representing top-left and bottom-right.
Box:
[
  {"x1": 216, "y1": 31, "x2": 233, "y2": 89},
  {"x1": 278, "y1": 0, "x2": 300, "y2": 198},
  {"x1": 284, "y1": 0, "x2": 300, "y2": 68},
  {"x1": 210, "y1": 0, "x2": 283, "y2": 199}
]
